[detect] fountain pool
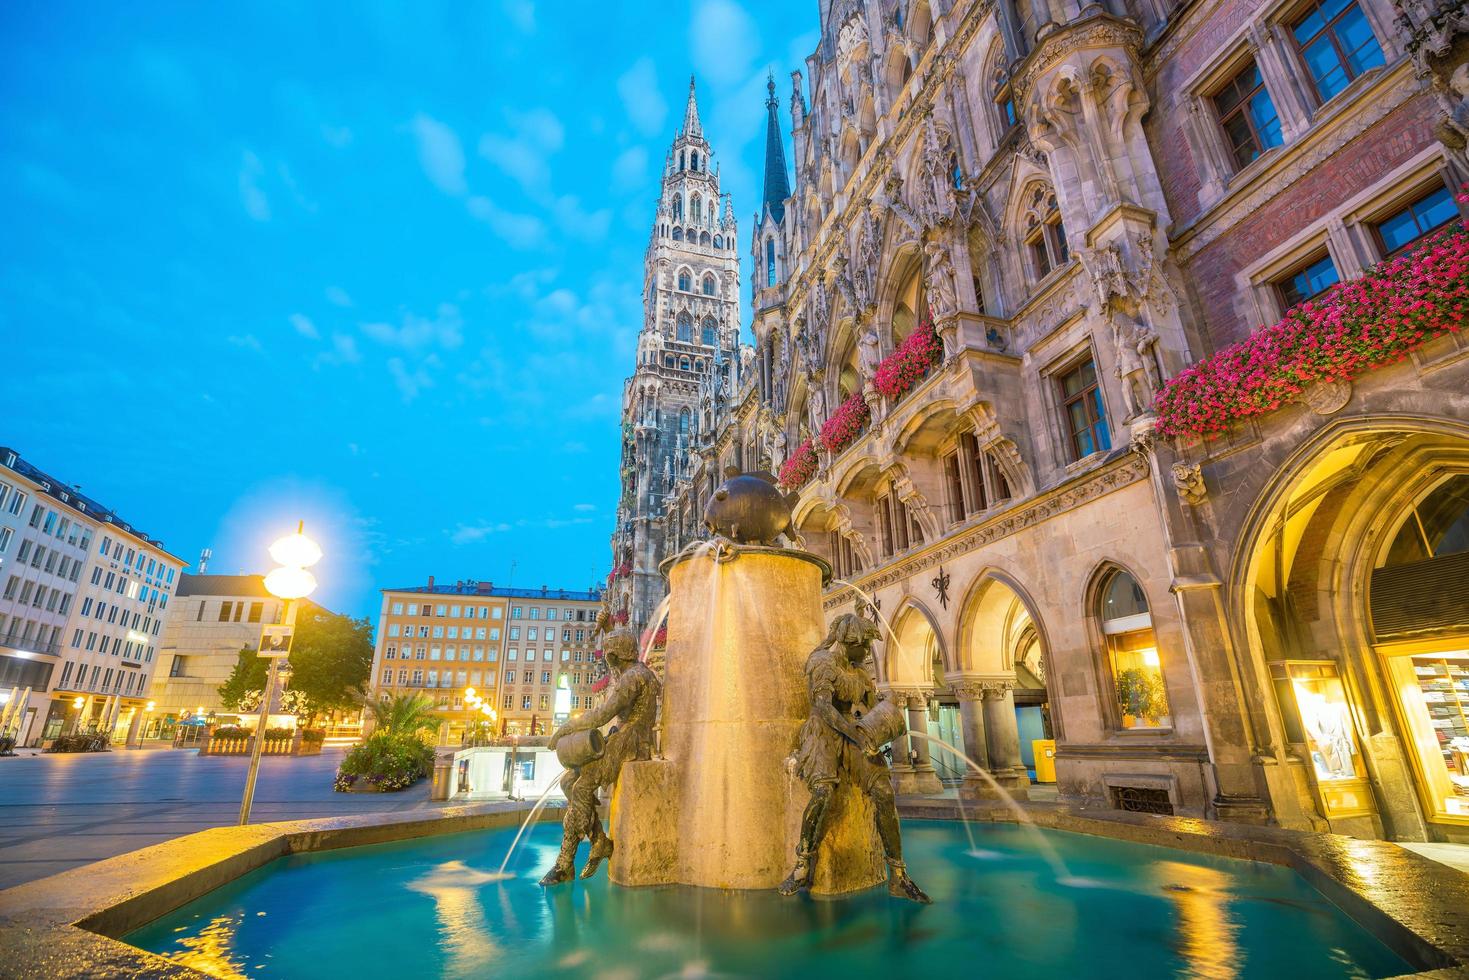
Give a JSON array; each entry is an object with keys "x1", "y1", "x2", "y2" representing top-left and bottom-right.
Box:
[{"x1": 125, "y1": 819, "x2": 1408, "y2": 979}]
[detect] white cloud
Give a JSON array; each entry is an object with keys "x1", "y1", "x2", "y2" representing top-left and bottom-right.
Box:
[
  {"x1": 227, "y1": 333, "x2": 263, "y2": 351},
  {"x1": 410, "y1": 113, "x2": 466, "y2": 195},
  {"x1": 325, "y1": 286, "x2": 353, "y2": 307},
  {"x1": 501, "y1": 0, "x2": 535, "y2": 32},
  {"x1": 612, "y1": 146, "x2": 649, "y2": 192},
  {"x1": 314, "y1": 332, "x2": 362, "y2": 368},
  {"x1": 467, "y1": 195, "x2": 547, "y2": 249},
  {"x1": 477, "y1": 107, "x2": 564, "y2": 194},
  {"x1": 691, "y1": 0, "x2": 759, "y2": 85},
  {"x1": 238, "y1": 150, "x2": 270, "y2": 221},
  {"x1": 552, "y1": 195, "x2": 611, "y2": 241},
  {"x1": 451, "y1": 521, "x2": 513, "y2": 544},
  {"x1": 289, "y1": 313, "x2": 320, "y2": 339},
  {"x1": 617, "y1": 58, "x2": 667, "y2": 136},
  {"x1": 387, "y1": 355, "x2": 437, "y2": 402},
  {"x1": 360, "y1": 303, "x2": 464, "y2": 351},
  {"x1": 573, "y1": 503, "x2": 596, "y2": 512}
]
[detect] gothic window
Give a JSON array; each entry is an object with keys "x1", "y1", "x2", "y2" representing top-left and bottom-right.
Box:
[
  {"x1": 672, "y1": 227, "x2": 683, "y2": 241},
  {"x1": 679, "y1": 409, "x2": 690, "y2": 440},
  {"x1": 678, "y1": 270, "x2": 692, "y2": 291},
  {"x1": 1057, "y1": 356, "x2": 1111, "y2": 460},
  {"x1": 691, "y1": 193, "x2": 703, "y2": 224},
  {"x1": 1210, "y1": 61, "x2": 1283, "y2": 170},
  {"x1": 701, "y1": 317, "x2": 717, "y2": 345},
  {"x1": 1098, "y1": 569, "x2": 1171, "y2": 730},
  {"x1": 713, "y1": 234, "x2": 723, "y2": 249},
  {"x1": 1289, "y1": 0, "x2": 1384, "y2": 105},
  {"x1": 676, "y1": 312, "x2": 693, "y2": 342},
  {"x1": 681, "y1": 357, "x2": 691, "y2": 371},
  {"x1": 1023, "y1": 188, "x2": 1068, "y2": 281},
  {"x1": 691, "y1": 151, "x2": 700, "y2": 172},
  {"x1": 701, "y1": 274, "x2": 716, "y2": 296},
  {"x1": 949, "y1": 153, "x2": 963, "y2": 191},
  {"x1": 993, "y1": 67, "x2": 1017, "y2": 131},
  {"x1": 665, "y1": 354, "x2": 675, "y2": 367},
  {"x1": 765, "y1": 237, "x2": 777, "y2": 287},
  {"x1": 700, "y1": 231, "x2": 711, "y2": 246},
  {"x1": 686, "y1": 227, "x2": 697, "y2": 240},
  {"x1": 672, "y1": 194, "x2": 683, "y2": 220},
  {"x1": 679, "y1": 151, "x2": 686, "y2": 171}
]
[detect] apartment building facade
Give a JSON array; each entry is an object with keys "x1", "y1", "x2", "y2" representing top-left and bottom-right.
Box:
[{"x1": 368, "y1": 579, "x2": 605, "y2": 740}]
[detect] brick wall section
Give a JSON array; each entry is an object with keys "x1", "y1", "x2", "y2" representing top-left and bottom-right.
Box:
[
  {"x1": 1184, "y1": 95, "x2": 1438, "y2": 351},
  {"x1": 1147, "y1": 0, "x2": 1272, "y2": 227},
  {"x1": 1285, "y1": 480, "x2": 1354, "y2": 625}
]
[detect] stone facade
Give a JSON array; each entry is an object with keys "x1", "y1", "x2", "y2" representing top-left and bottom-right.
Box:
[{"x1": 654, "y1": 0, "x2": 1469, "y2": 840}]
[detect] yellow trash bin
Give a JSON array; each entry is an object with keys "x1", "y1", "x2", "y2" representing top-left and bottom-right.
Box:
[{"x1": 1032, "y1": 739, "x2": 1056, "y2": 783}]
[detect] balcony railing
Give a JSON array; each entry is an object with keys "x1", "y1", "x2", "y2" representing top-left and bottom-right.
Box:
[{"x1": 0, "y1": 631, "x2": 61, "y2": 657}]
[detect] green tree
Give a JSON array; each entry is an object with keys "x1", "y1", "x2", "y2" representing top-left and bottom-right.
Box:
[
  {"x1": 215, "y1": 603, "x2": 374, "y2": 718},
  {"x1": 218, "y1": 646, "x2": 266, "y2": 710}
]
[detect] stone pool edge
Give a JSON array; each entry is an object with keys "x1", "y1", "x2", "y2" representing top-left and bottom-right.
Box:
[{"x1": 0, "y1": 799, "x2": 1462, "y2": 979}]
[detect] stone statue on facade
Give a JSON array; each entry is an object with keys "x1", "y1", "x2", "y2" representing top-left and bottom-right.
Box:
[
  {"x1": 772, "y1": 429, "x2": 789, "y2": 472},
  {"x1": 923, "y1": 238, "x2": 959, "y2": 323},
  {"x1": 857, "y1": 325, "x2": 882, "y2": 383},
  {"x1": 1112, "y1": 313, "x2": 1161, "y2": 420},
  {"x1": 778, "y1": 612, "x2": 931, "y2": 903},
  {"x1": 541, "y1": 624, "x2": 660, "y2": 886},
  {"x1": 807, "y1": 381, "x2": 827, "y2": 433}
]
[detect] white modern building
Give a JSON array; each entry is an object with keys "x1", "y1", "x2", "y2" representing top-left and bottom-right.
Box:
[{"x1": 0, "y1": 447, "x2": 185, "y2": 746}]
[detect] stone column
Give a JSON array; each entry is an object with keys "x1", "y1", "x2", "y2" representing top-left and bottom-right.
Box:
[
  {"x1": 952, "y1": 681, "x2": 991, "y2": 800},
  {"x1": 124, "y1": 708, "x2": 144, "y2": 748},
  {"x1": 981, "y1": 683, "x2": 1030, "y2": 799},
  {"x1": 892, "y1": 689, "x2": 944, "y2": 796}
]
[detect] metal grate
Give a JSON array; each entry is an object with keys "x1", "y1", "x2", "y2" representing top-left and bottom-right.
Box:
[
  {"x1": 1371, "y1": 551, "x2": 1469, "y2": 639},
  {"x1": 1111, "y1": 785, "x2": 1174, "y2": 815}
]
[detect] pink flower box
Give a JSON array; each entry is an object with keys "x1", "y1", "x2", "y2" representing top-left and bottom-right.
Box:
[
  {"x1": 1154, "y1": 220, "x2": 1469, "y2": 438},
  {"x1": 819, "y1": 392, "x2": 871, "y2": 455},
  {"x1": 778, "y1": 439, "x2": 819, "y2": 491},
  {"x1": 872, "y1": 316, "x2": 942, "y2": 401}
]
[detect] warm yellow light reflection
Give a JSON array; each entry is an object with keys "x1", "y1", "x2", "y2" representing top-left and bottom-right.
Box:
[
  {"x1": 1140, "y1": 647, "x2": 1160, "y2": 667},
  {"x1": 268, "y1": 530, "x2": 322, "y2": 569},
  {"x1": 264, "y1": 566, "x2": 317, "y2": 600}
]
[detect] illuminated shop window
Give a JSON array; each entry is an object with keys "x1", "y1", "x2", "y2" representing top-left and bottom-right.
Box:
[{"x1": 1099, "y1": 570, "x2": 1171, "y2": 730}]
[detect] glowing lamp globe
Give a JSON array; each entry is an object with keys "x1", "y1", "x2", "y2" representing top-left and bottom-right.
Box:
[
  {"x1": 269, "y1": 531, "x2": 322, "y2": 569},
  {"x1": 265, "y1": 566, "x2": 317, "y2": 600},
  {"x1": 464, "y1": 687, "x2": 476, "y2": 699}
]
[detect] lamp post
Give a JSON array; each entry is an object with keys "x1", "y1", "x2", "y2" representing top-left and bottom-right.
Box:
[{"x1": 239, "y1": 523, "x2": 320, "y2": 826}]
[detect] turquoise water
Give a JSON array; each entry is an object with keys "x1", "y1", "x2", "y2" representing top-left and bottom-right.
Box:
[{"x1": 126, "y1": 821, "x2": 1410, "y2": 979}]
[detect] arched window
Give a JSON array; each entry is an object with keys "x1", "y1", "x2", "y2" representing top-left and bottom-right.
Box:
[
  {"x1": 671, "y1": 194, "x2": 683, "y2": 220},
  {"x1": 993, "y1": 67, "x2": 1017, "y2": 131},
  {"x1": 664, "y1": 354, "x2": 675, "y2": 367},
  {"x1": 678, "y1": 409, "x2": 690, "y2": 440},
  {"x1": 686, "y1": 227, "x2": 696, "y2": 241},
  {"x1": 676, "y1": 312, "x2": 693, "y2": 342},
  {"x1": 680, "y1": 357, "x2": 691, "y2": 371},
  {"x1": 949, "y1": 153, "x2": 963, "y2": 191},
  {"x1": 702, "y1": 274, "x2": 716, "y2": 296},
  {"x1": 700, "y1": 232, "x2": 711, "y2": 246},
  {"x1": 678, "y1": 151, "x2": 686, "y2": 171},
  {"x1": 765, "y1": 238, "x2": 777, "y2": 287},
  {"x1": 1023, "y1": 188, "x2": 1068, "y2": 281},
  {"x1": 1382, "y1": 474, "x2": 1469, "y2": 566},
  {"x1": 691, "y1": 194, "x2": 702, "y2": 224},
  {"x1": 677, "y1": 270, "x2": 692, "y2": 291},
  {"x1": 1098, "y1": 569, "x2": 1170, "y2": 730},
  {"x1": 672, "y1": 227, "x2": 683, "y2": 241},
  {"x1": 701, "y1": 317, "x2": 717, "y2": 345},
  {"x1": 691, "y1": 151, "x2": 700, "y2": 172},
  {"x1": 713, "y1": 234, "x2": 723, "y2": 249}
]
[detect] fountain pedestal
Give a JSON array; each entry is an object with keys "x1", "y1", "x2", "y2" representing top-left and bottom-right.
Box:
[{"x1": 609, "y1": 546, "x2": 886, "y2": 895}]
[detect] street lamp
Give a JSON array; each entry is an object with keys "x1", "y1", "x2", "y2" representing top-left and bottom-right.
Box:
[{"x1": 239, "y1": 522, "x2": 320, "y2": 826}]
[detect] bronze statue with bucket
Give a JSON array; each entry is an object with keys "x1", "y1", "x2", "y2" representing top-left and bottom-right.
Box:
[
  {"x1": 779, "y1": 612, "x2": 931, "y2": 903},
  {"x1": 541, "y1": 621, "x2": 659, "y2": 886}
]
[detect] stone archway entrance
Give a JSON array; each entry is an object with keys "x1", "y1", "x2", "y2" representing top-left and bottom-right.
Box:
[
  {"x1": 1238, "y1": 423, "x2": 1469, "y2": 842},
  {"x1": 953, "y1": 574, "x2": 1048, "y2": 800},
  {"x1": 884, "y1": 602, "x2": 946, "y2": 795}
]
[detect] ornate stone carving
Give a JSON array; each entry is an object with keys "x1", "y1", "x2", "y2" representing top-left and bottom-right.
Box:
[
  {"x1": 824, "y1": 456, "x2": 1150, "y2": 608},
  {"x1": 1299, "y1": 379, "x2": 1352, "y2": 416},
  {"x1": 1171, "y1": 462, "x2": 1206, "y2": 506}
]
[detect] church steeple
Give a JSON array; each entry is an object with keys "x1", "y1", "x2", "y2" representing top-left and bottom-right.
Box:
[
  {"x1": 760, "y1": 73, "x2": 790, "y2": 224},
  {"x1": 680, "y1": 75, "x2": 703, "y2": 139}
]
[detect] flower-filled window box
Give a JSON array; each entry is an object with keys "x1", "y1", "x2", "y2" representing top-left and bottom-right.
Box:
[
  {"x1": 1154, "y1": 221, "x2": 1469, "y2": 438},
  {"x1": 778, "y1": 439, "x2": 819, "y2": 491},
  {"x1": 872, "y1": 316, "x2": 942, "y2": 402},
  {"x1": 819, "y1": 392, "x2": 872, "y2": 455}
]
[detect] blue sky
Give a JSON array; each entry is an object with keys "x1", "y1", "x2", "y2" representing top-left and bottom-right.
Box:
[{"x1": 0, "y1": 1, "x2": 818, "y2": 618}]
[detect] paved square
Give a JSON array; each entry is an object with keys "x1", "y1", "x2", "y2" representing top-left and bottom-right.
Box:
[{"x1": 0, "y1": 748, "x2": 442, "y2": 890}]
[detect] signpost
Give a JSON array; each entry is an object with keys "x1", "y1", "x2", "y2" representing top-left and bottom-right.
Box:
[{"x1": 238, "y1": 617, "x2": 294, "y2": 826}]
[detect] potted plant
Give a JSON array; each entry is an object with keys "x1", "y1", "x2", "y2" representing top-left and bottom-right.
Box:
[{"x1": 1116, "y1": 667, "x2": 1168, "y2": 727}]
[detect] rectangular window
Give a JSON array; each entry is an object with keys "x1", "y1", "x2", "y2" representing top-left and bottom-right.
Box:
[
  {"x1": 247, "y1": 601, "x2": 263, "y2": 623},
  {"x1": 1290, "y1": 0, "x2": 1385, "y2": 104},
  {"x1": 522, "y1": 695, "x2": 532, "y2": 710},
  {"x1": 218, "y1": 601, "x2": 233, "y2": 622},
  {"x1": 7, "y1": 490, "x2": 27, "y2": 516},
  {"x1": 1274, "y1": 251, "x2": 1339, "y2": 308},
  {"x1": 1212, "y1": 61, "x2": 1284, "y2": 169},
  {"x1": 0, "y1": 527, "x2": 10, "y2": 555},
  {"x1": 1058, "y1": 358, "x2": 1112, "y2": 461},
  {"x1": 506, "y1": 670, "x2": 517, "y2": 684},
  {"x1": 1374, "y1": 184, "x2": 1459, "y2": 257}
]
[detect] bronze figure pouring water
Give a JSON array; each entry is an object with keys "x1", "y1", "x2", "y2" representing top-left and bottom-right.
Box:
[
  {"x1": 540, "y1": 622, "x2": 660, "y2": 886},
  {"x1": 779, "y1": 612, "x2": 931, "y2": 903}
]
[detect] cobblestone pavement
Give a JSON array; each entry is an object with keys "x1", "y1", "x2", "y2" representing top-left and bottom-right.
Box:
[{"x1": 0, "y1": 748, "x2": 439, "y2": 890}]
